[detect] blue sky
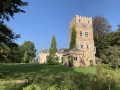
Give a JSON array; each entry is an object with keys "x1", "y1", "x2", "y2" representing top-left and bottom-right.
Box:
[{"x1": 5, "y1": 0, "x2": 120, "y2": 53}]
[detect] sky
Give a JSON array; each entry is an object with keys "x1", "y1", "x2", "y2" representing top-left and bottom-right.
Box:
[{"x1": 5, "y1": 0, "x2": 120, "y2": 53}]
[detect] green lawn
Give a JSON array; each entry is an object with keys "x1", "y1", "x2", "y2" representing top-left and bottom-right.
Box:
[{"x1": 0, "y1": 63, "x2": 120, "y2": 90}]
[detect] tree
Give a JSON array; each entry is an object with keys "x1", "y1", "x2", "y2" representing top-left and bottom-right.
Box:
[
  {"x1": 93, "y1": 16, "x2": 112, "y2": 57},
  {"x1": 0, "y1": 0, "x2": 28, "y2": 22},
  {"x1": 6, "y1": 44, "x2": 20, "y2": 63},
  {"x1": 19, "y1": 41, "x2": 37, "y2": 63},
  {"x1": 47, "y1": 35, "x2": 59, "y2": 64},
  {"x1": 101, "y1": 46, "x2": 120, "y2": 68},
  {"x1": 70, "y1": 26, "x2": 77, "y2": 49},
  {"x1": 0, "y1": 24, "x2": 20, "y2": 62}
]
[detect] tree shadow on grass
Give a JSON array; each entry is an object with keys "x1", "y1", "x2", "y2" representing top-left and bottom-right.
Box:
[{"x1": 0, "y1": 64, "x2": 76, "y2": 80}]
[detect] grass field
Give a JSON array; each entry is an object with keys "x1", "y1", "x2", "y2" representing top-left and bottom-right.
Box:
[{"x1": 0, "y1": 63, "x2": 120, "y2": 90}]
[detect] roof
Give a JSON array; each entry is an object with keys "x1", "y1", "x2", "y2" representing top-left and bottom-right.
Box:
[
  {"x1": 57, "y1": 50, "x2": 64, "y2": 54},
  {"x1": 40, "y1": 49, "x2": 49, "y2": 53},
  {"x1": 70, "y1": 47, "x2": 80, "y2": 51},
  {"x1": 39, "y1": 49, "x2": 64, "y2": 54}
]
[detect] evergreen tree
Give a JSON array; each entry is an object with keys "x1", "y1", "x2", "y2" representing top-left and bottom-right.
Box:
[
  {"x1": 47, "y1": 35, "x2": 59, "y2": 64},
  {"x1": 70, "y1": 26, "x2": 76, "y2": 49}
]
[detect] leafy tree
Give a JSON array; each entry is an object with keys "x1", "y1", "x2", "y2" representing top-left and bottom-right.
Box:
[
  {"x1": 19, "y1": 41, "x2": 37, "y2": 63},
  {"x1": 70, "y1": 26, "x2": 76, "y2": 49},
  {"x1": 23, "y1": 51, "x2": 29, "y2": 63},
  {"x1": 0, "y1": 0, "x2": 28, "y2": 22},
  {"x1": 0, "y1": 24, "x2": 20, "y2": 62},
  {"x1": 6, "y1": 44, "x2": 21, "y2": 63},
  {"x1": 101, "y1": 46, "x2": 120, "y2": 68},
  {"x1": 93, "y1": 16, "x2": 112, "y2": 57},
  {"x1": 47, "y1": 35, "x2": 59, "y2": 64}
]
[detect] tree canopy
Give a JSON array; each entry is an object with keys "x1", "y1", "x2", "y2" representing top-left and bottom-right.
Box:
[
  {"x1": 0, "y1": 0, "x2": 28, "y2": 22},
  {"x1": 93, "y1": 16, "x2": 112, "y2": 57},
  {"x1": 19, "y1": 41, "x2": 37, "y2": 63},
  {"x1": 0, "y1": 24, "x2": 20, "y2": 62},
  {"x1": 47, "y1": 35, "x2": 59, "y2": 64}
]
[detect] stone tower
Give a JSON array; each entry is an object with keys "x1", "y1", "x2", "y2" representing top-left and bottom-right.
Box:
[{"x1": 69, "y1": 15, "x2": 95, "y2": 65}]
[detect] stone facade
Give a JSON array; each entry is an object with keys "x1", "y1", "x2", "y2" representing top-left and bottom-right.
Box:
[
  {"x1": 63, "y1": 15, "x2": 96, "y2": 67},
  {"x1": 37, "y1": 48, "x2": 64, "y2": 64}
]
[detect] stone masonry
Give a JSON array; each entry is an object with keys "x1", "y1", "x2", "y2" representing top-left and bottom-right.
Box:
[{"x1": 63, "y1": 15, "x2": 96, "y2": 67}]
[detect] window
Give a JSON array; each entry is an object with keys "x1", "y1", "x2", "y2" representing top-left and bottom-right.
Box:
[
  {"x1": 80, "y1": 31, "x2": 82, "y2": 37},
  {"x1": 81, "y1": 45, "x2": 83, "y2": 48},
  {"x1": 88, "y1": 20, "x2": 89, "y2": 24},
  {"x1": 86, "y1": 58, "x2": 88, "y2": 61},
  {"x1": 87, "y1": 45, "x2": 89, "y2": 49},
  {"x1": 74, "y1": 57, "x2": 77, "y2": 61},
  {"x1": 85, "y1": 32, "x2": 88, "y2": 37},
  {"x1": 79, "y1": 19, "x2": 80, "y2": 23},
  {"x1": 83, "y1": 25, "x2": 86, "y2": 28}
]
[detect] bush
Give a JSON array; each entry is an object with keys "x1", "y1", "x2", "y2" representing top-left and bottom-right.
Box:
[
  {"x1": 68, "y1": 56, "x2": 73, "y2": 67},
  {"x1": 90, "y1": 60, "x2": 93, "y2": 66},
  {"x1": 23, "y1": 84, "x2": 41, "y2": 90},
  {"x1": 47, "y1": 55, "x2": 59, "y2": 65}
]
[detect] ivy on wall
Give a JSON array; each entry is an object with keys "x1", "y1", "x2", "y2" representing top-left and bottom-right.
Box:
[
  {"x1": 68, "y1": 56, "x2": 73, "y2": 67},
  {"x1": 70, "y1": 26, "x2": 77, "y2": 49}
]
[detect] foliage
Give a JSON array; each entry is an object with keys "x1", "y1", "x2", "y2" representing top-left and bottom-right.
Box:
[
  {"x1": 1, "y1": 64, "x2": 120, "y2": 90},
  {"x1": 23, "y1": 84, "x2": 41, "y2": 90},
  {"x1": 90, "y1": 60, "x2": 93, "y2": 66},
  {"x1": 0, "y1": 0, "x2": 28, "y2": 22},
  {"x1": 0, "y1": 24, "x2": 20, "y2": 63},
  {"x1": 68, "y1": 56, "x2": 73, "y2": 67},
  {"x1": 19, "y1": 41, "x2": 37, "y2": 63},
  {"x1": 101, "y1": 46, "x2": 120, "y2": 67},
  {"x1": 47, "y1": 35, "x2": 59, "y2": 65},
  {"x1": 93, "y1": 16, "x2": 112, "y2": 57},
  {"x1": 6, "y1": 45, "x2": 21, "y2": 63},
  {"x1": 70, "y1": 26, "x2": 77, "y2": 49}
]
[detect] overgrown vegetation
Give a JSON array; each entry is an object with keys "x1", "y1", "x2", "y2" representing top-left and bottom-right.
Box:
[
  {"x1": 68, "y1": 56, "x2": 73, "y2": 67},
  {"x1": 90, "y1": 60, "x2": 93, "y2": 66},
  {"x1": 70, "y1": 26, "x2": 77, "y2": 49},
  {"x1": 1, "y1": 64, "x2": 120, "y2": 90}
]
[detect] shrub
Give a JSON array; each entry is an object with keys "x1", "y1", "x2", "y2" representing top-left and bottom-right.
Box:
[
  {"x1": 68, "y1": 56, "x2": 73, "y2": 67},
  {"x1": 90, "y1": 60, "x2": 93, "y2": 66},
  {"x1": 23, "y1": 84, "x2": 41, "y2": 90}
]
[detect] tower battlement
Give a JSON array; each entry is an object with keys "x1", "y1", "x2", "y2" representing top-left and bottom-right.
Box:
[
  {"x1": 75, "y1": 15, "x2": 92, "y2": 20},
  {"x1": 69, "y1": 15, "x2": 92, "y2": 28}
]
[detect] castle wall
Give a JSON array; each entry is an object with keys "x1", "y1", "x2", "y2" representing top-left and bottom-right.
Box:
[{"x1": 69, "y1": 15, "x2": 96, "y2": 66}]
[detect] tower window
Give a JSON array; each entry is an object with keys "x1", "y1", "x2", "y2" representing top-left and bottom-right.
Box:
[
  {"x1": 81, "y1": 45, "x2": 83, "y2": 48},
  {"x1": 85, "y1": 32, "x2": 88, "y2": 37},
  {"x1": 86, "y1": 58, "x2": 88, "y2": 61},
  {"x1": 83, "y1": 25, "x2": 86, "y2": 28},
  {"x1": 74, "y1": 57, "x2": 77, "y2": 61},
  {"x1": 87, "y1": 45, "x2": 89, "y2": 49},
  {"x1": 80, "y1": 31, "x2": 82, "y2": 37},
  {"x1": 79, "y1": 19, "x2": 80, "y2": 23}
]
